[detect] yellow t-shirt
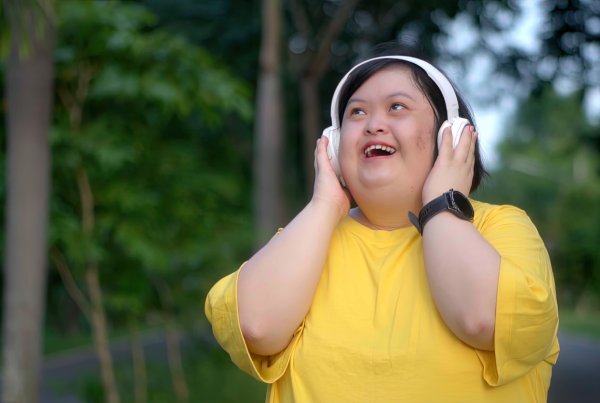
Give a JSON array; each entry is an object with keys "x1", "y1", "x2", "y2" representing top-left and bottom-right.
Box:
[{"x1": 205, "y1": 200, "x2": 560, "y2": 403}]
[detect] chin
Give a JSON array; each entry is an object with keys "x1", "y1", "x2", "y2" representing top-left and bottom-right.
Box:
[{"x1": 356, "y1": 171, "x2": 398, "y2": 190}]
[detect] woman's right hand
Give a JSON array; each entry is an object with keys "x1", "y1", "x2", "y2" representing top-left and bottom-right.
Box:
[{"x1": 312, "y1": 136, "x2": 351, "y2": 221}]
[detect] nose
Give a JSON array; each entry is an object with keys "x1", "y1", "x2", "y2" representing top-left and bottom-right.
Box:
[{"x1": 365, "y1": 114, "x2": 387, "y2": 135}]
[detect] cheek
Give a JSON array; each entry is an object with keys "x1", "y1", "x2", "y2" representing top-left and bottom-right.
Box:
[
  {"x1": 414, "y1": 111, "x2": 437, "y2": 152},
  {"x1": 338, "y1": 126, "x2": 357, "y2": 157},
  {"x1": 416, "y1": 134, "x2": 428, "y2": 151},
  {"x1": 414, "y1": 127, "x2": 436, "y2": 157}
]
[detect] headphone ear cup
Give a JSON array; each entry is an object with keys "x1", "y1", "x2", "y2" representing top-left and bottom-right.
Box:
[
  {"x1": 437, "y1": 117, "x2": 470, "y2": 149},
  {"x1": 321, "y1": 127, "x2": 342, "y2": 176},
  {"x1": 437, "y1": 121, "x2": 452, "y2": 149}
]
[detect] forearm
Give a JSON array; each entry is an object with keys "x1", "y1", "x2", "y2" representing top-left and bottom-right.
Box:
[
  {"x1": 422, "y1": 212, "x2": 500, "y2": 350},
  {"x1": 237, "y1": 198, "x2": 341, "y2": 355}
]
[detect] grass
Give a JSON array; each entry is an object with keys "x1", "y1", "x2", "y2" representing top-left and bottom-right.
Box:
[
  {"x1": 44, "y1": 327, "x2": 94, "y2": 355},
  {"x1": 44, "y1": 327, "x2": 267, "y2": 403},
  {"x1": 57, "y1": 344, "x2": 267, "y2": 403},
  {"x1": 43, "y1": 308, "x2": 600, "y2": 402},
  {"x1": 559, "y1": 308, "x2": 600, "y2": 342},
  {"x1": 44, "y1": 324, "x2": 143, "y2": 355}
]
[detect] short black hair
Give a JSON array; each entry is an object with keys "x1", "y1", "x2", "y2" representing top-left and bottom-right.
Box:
[{"x1": 337, "y1": 43, "x2": 488, "y2": 192}]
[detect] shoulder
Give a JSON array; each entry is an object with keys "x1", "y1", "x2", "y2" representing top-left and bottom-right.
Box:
[
  {"x1": 470, "y1": 199, "x2": 540, "y2": 237},
  {"x1": 471, "y1": 199, "x2": 527, "y2": 219}
]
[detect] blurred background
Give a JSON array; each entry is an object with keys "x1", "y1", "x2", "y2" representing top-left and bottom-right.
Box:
[{"x1": 0, "y1": 0, "x2": 599, "y2": 402}]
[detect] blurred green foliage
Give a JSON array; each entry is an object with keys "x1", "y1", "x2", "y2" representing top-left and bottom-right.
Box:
[
  {"x1": 477, "y1": 85, "x2": 600, "y2": 308},
  {"x1": 47, "y1": 338, "x2": 265, "y2": 403},
  {"x1": 558, "y1": 309, "x2": 600, "y2": 342},
  {"x1": 45, "y1": 0, "x2": 256, "y2": 332},
  {"x1": 1, "y1": 0, "x2": 599, "y2": 401}
]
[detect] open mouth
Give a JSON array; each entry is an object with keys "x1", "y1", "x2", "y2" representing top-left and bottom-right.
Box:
[{"x1": 364, "y1": 144, "x2": 397, "y2": 158}]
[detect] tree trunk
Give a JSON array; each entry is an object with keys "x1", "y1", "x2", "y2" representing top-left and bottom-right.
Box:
[
  {"x1": 152, "y1": 279, "x2": 189, "y2": 402},
  {"x1": 164, "y1": 319, "x2": 189, "y2": 402},
  {"x1": 300, "y1": 75, "x2": 321, "y2": 191},
  {"x1": 77, "y1": 167, "x2": 120, "y2": 403},
  {"x1": 86, "y1": 265, "x2": 120, "y2": 403},
  {"x1": 292, "y1": 0, "x2": 360, "y2": 196},
  {"x1": 1, "y1": 1, "x2": 54, "y2": 402},
  {"x1": 254, "y1": 0, "x2": 285, "y2": 243},
  {"x1": 130, "y1": 322, "x2": 147, "y2": 403}
]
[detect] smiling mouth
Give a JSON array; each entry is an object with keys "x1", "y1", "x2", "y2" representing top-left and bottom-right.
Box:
[{"x1": 364, "y1": 144, "x2": 397, "y2": 158}]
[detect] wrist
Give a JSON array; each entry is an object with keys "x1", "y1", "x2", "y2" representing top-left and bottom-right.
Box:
[
  {"x1": 409, "y1": 189, "x2": 474, "y2": 235},
  {"x1": 309, "y1": 196, "x2": 348, "y2": 223},
  {"x1": 422, "y1": 188, "x2": 447, "y2": 205}
]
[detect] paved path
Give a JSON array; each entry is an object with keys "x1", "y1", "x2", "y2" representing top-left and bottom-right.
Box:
[
  {"x1": 40, "y1": 331, "x2": 170, "y2": 402},
  {"x1": 40, "y1": 331, "x2": 599, "y2": 402},
  {"x1": 548, "y1": 331, "x2": 600, "y2": 403}
]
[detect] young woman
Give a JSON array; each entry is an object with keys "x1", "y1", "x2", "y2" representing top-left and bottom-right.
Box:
[{"x1": 205, "y1": 46, "x2": 559, "y2": 402}]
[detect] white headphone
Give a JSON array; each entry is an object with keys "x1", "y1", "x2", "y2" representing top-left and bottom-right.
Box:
[{"x1": 321, "y1": 56, "x2": 470, "y2": 186}]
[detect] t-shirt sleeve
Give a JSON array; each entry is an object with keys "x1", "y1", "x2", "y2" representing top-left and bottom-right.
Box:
[
  {"x1": 204, "y1": 264, "x2": 304, "y2": 384},
  {"x1": 474, "y1": 204, "x2": 560, "y2": 386}
]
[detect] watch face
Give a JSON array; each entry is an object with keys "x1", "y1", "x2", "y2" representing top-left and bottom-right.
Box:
[{"x1": 452, "y1": 191, "x2": 474, "y2": 220}]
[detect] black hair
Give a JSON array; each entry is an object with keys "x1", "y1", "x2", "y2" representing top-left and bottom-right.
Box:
[{"x1": 336, "y1": 43, "x2": 488, "y2": 192}]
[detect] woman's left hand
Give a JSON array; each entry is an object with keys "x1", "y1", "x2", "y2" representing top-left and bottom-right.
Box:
[{"x1": 421, "y1": 124, "x2": 477, "y2": 204}]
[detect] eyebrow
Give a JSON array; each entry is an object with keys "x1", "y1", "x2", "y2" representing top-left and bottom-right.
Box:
[
  {"x1": 347, "y1": 91, "x2": 416, "y2": 105},
  {"x1": 386, "y1": 92, "x2": 416, "y2": 101}
]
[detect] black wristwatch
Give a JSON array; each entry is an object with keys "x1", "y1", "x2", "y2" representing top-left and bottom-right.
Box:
[{"x1": 408, "y1": 189, "x2": 474, "y2": 235}]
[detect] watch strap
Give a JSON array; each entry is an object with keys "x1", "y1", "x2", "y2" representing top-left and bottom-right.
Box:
[{"x1": 409, "y1": 189, "x2": 472, "y2": 235}]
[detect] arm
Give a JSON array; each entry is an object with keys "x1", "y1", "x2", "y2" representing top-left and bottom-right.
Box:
[
  {"x1": 237, "y1": 137, "x2": 350, "y2": 356},
  {"x1": 422, "y1": 214, "x2": 499, "y2": 350},
  {"x1": 421, "y1": 127, "x2": 499, "y2": 350}
]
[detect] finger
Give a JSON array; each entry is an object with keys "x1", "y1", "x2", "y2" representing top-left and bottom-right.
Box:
[
  {"x1": 315, "y1": 136, "x2": 333, "y2": 173},
  {"x1": 454, "y1": 124, "x2": 474, "y2": 161},
  {"x1": 314, "y1": 137, "x2": 327, "y2": 171},
  {"x1": 466, "y1": 130, "x2": 477, "y2": 166},
  {"x1": 438, "y1": 126, "x2": 454, "y2": 158}
]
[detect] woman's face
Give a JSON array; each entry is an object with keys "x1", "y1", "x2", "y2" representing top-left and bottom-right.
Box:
[{"x1": 339, "y1": 65, "x2": 437, "y2": 200}]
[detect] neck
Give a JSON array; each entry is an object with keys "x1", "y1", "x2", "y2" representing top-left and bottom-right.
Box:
[
  {"x1": 348, "y1": 183, "x2": 424, "y2": 230},
  {"x1": 351, "y1": 203, "x2": 419, "y2": 231}
]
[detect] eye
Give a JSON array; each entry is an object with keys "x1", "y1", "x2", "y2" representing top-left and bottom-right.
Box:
[
  {"x1": 349, "y1": 107, "x2": 366, "y2": 116},
  {"x1": 390, "y1": 103, "x2": 405, "y2": 112}
]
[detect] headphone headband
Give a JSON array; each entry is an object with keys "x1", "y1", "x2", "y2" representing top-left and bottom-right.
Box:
[{"x1": 329, "y1": 56, "x2": 460, "y2": 129}]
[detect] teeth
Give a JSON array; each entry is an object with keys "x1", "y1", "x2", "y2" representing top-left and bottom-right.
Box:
[{"x1": 364, "y1": 144, "x2": 396, "y2": 157}]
